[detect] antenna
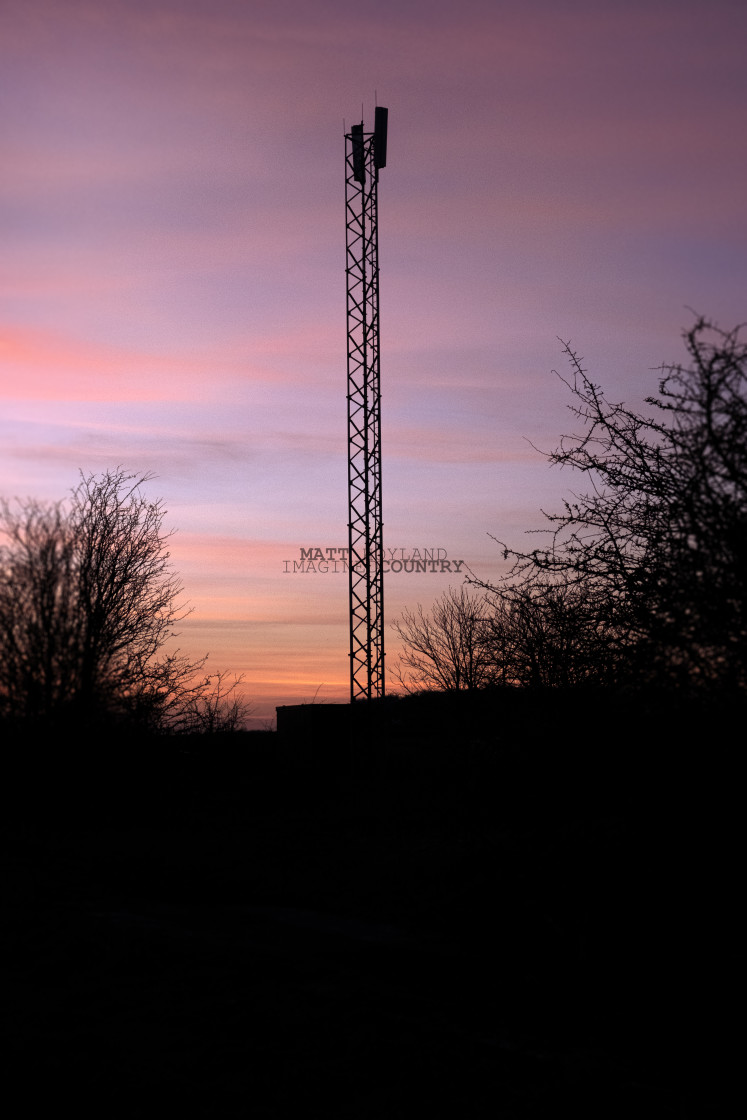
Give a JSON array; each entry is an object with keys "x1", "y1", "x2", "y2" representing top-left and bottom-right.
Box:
[{"x1": 344, "y1": 109, "x2": 388, "y2": 702}]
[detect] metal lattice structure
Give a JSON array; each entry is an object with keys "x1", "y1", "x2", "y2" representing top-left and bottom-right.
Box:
[{"x1": 345, "y1": 108, "x2": 388, "y2": 702}]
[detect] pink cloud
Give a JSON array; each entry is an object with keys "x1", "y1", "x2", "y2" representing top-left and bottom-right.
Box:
[
  {"x1": 386, "y1": 425, "x2": 540, "y2": 465},
  {"x1": 0, "y1": 325, "x2": 278, "y2": 400}
]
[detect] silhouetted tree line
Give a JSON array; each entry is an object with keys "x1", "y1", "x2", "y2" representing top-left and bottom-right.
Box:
[
  {"x1": 0, "y1": 469, "x2": 250, "y2": 733},
  {"x1": 394, "y1": 317, "x2": 747, "y2": 694}
]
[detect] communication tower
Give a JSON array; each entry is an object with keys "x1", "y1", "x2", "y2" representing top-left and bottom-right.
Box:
[{"x1": 344, "y1": 107, "x2": 388, "y2": 702}]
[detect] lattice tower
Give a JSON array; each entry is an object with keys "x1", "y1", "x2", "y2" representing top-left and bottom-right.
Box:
[{"x1": 344, "y1": 108, "x2": 388, "y2": 702}]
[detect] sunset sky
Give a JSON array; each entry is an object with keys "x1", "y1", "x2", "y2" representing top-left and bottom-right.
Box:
[{"x1": 2, "y1": 0, "x2": 746, "y2": 725}]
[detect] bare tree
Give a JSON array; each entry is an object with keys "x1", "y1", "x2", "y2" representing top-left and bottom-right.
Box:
[
  {"x1": 0, "y1": 500, "x2": 78, "y2": 720},
  {"x1": 0, "y1": 469, "x2": 250, "y2": 731},
  {"x1": 391, "y1": 586, "x2": 496, "y2": 692},
  {"x1": 69, "y1": 469, "x2": 192, "y2": 718},
  {"x1": 175, "y1": 669, "x2": 254, "y2": 734},
  {"x1": 482, "y1": 576, "x2": 621, "y2": 688},
  {"x1": 488, "y1": 317, "x2": 747, "y2": 689}
]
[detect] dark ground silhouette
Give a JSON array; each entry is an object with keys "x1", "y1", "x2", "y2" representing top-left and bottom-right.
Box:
[{"x1": 3, "y1": 690, "x2": 734, "y2": 1116}]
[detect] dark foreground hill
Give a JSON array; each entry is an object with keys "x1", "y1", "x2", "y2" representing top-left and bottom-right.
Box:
[{"x1": 2, "y1": 691, "x2": 737, "y2": 1117}]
